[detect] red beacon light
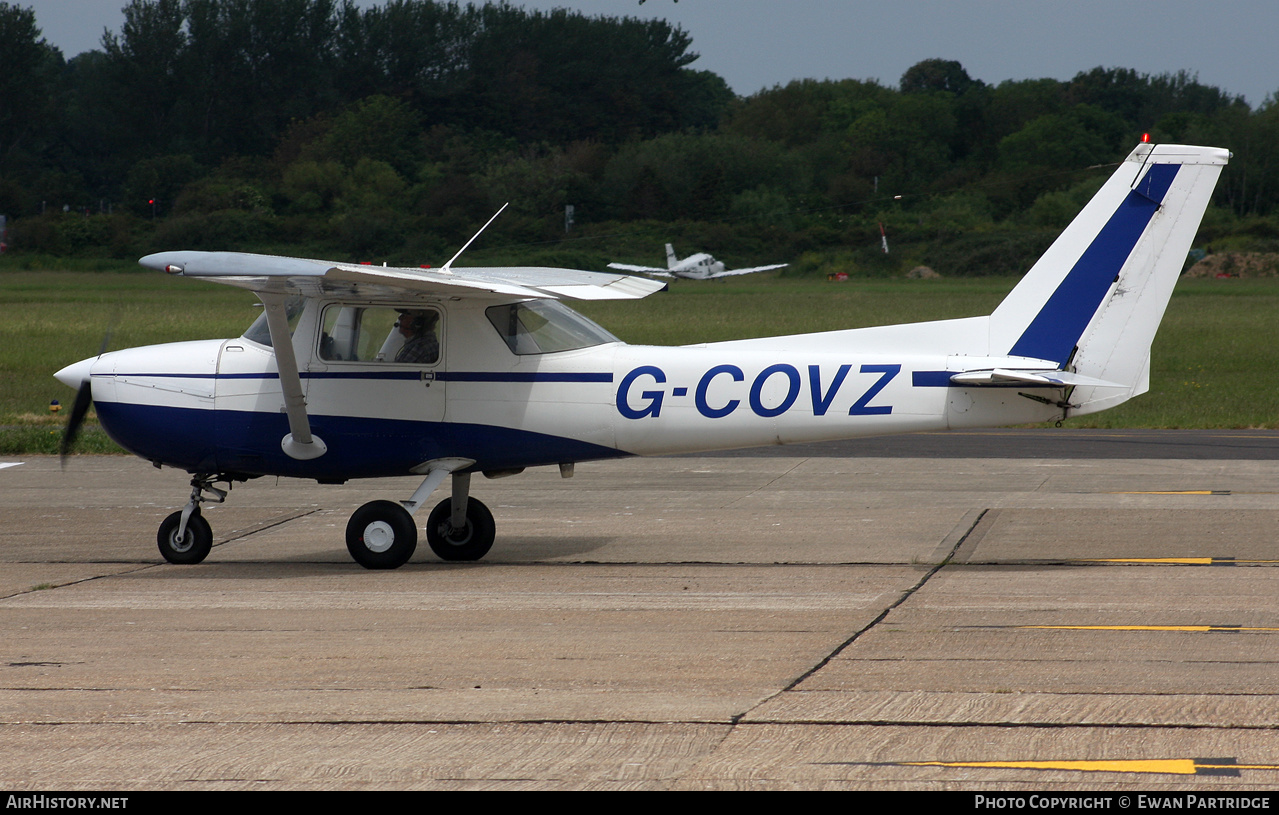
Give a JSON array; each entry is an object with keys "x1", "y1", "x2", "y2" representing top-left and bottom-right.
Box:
[{"x1": 1141, "y1": 133, "x2": 1151, "y2": 143}]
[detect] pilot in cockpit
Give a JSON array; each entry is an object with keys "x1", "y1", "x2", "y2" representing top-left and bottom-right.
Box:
[{"x1": 394, "y1": 310, "x2": 439, "y2": 364}]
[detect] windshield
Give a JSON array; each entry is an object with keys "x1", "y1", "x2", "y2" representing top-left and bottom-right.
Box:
[
  {"x1": 486, "y1": 300, "x2": 619, "y2": 355},
  {"x1": 241, "y1": 295, "x2": 304, "y2": 347}
]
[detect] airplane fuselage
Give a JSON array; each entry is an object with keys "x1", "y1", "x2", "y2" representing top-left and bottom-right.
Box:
[
  {"x1": 78, "y1": 294, "x2": 1060, "y2": 483},
  {"x1": 669, "y1": 253, "x2": 726, "y2": 279}
]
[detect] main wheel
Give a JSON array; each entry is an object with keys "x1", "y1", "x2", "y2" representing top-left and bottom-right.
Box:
[
  {"x1": 426, "y1": 497, "x2": 495, "y2": 562},
  {"x1": 346, "y1": 500, "x2": 417, "y2": 569},
  {"x1": 157, "y1": 510, "x2": 213, "y2": 565}
]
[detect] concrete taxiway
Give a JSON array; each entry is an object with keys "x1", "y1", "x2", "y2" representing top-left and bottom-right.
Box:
[{"x1": 3, "y1": 434, "x2": 1279, "y2": 790}]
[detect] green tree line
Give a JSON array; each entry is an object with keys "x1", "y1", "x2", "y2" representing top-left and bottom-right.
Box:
[{"x1": 2, "y1": 0, "x2": 1277, "y2": 276}]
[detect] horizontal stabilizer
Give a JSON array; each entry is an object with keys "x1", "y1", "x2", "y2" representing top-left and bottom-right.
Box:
[{"x1": 950, "y1": 369, "x2": 1127, "y2": 389}]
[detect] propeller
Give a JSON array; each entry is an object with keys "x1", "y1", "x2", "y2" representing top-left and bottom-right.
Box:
[
  {"x1": 58, "y1": 326, "x2": 113, "y2": 466},
  {"x1": 60, "y1": 379, "x2": 94, "y2": 464}
]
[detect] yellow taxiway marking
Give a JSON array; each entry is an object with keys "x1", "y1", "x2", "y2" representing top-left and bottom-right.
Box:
[
  {"x1": 1072, "y1": 557, "x2": 1279, "y2": 565},
  {"x1": 1018, "y1": 624, "x2": 1279, "y2": 632},
  {"x1": 907, "y1": 759, "x2": 1196, "y2": 774},
  {"x1": 1110, "y1": 490, "x2": 1230, "y2": 495},
  {"x1": 899, "y1": 758, "x2": 1272, "y2": 776},
  {"x1": 1083, "y1": 557, "x2": 1215, "y2": 564}
]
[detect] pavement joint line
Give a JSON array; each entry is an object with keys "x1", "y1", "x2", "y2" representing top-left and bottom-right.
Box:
[
  {"x1": 0, "y1": 562, "x2": 160, "y2": 601},
  {"x1": 11, "y1": 716, "x2": 1277, "y2": 731},
  {"x1": 719, "y1": 458, "x2": 808, "y2": 510},
  {"x1": 743, "y1": 719, "x2": 1279, "y2": 731},
  {"x1": 0, "y1": 510, "x2": 323, "y2": 600},
  {"x1": 212, "y1": 508, "x2": 324, "y2": 546},
  {"x1": 930, "y1": 507, "x2": 992, "y2": 564},
  {"x1": 727, "y1": 509, "x2": 991, "y2": 725}
]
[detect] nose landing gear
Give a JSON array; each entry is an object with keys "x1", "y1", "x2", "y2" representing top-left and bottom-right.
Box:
[{"x1": 156, "y1": 473, "x2": 228, "y2": 564}]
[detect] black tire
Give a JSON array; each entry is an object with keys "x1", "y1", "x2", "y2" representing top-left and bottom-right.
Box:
[
  {"x1": 346, "y1": 500, "x2": 417, "y2": 570},
  {"x1": 426, "y1": 496, "x2": 495, "y2": 562},
  {"x1": 157, "y1": 510, "x2": 213, "y2": 565}
]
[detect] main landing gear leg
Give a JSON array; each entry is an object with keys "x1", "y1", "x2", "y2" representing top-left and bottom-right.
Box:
[
  {"x1": 344, "y1": 466, "x2": 450, "y2": 570},
  {"x1": 425, "y1": 472, "x2": 495, "y2": 562},
  {"x1": 156, "y1": 473, "x2": 226, "y2": 565}
]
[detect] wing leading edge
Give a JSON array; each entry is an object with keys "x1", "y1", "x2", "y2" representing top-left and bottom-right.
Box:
[{"x1": 140, "y1": 251, "x2": 666, "y2": 301}]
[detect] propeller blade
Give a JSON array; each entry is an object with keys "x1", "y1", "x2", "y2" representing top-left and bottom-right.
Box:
[
  {"x1": 60, "y1": 322, "x2": 114, "y2": 466},
  {"x1": 60, "y1": 379, "x2": 93, "y2": 465}
]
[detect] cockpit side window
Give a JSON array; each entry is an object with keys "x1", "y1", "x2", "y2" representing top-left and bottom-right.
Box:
[{"x1": 318, "y1": 305, "x2": 441, "y2": 365}]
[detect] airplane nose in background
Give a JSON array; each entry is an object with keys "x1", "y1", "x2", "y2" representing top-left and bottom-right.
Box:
[{"x1": 55, "y1": 358, "x2": 95, "y2": 389}]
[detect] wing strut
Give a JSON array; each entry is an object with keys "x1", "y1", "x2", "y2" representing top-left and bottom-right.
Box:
[{"x1": 260, "y1": 292, "x2": 327, "y2": 461}]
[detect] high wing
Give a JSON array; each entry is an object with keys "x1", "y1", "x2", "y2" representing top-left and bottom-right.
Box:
[
  {"x1": 137, "y1": 250, "x2": 665, "y2": 464},
  {"x1": 704, "y1": 263, "x2": 789, "y2": 279},
  {"x1": 606, "y1": 262, "x2": 673, "y2": 277},
  {"x1": 142, "y1": 251, "x2": 666, "y2": 301}
]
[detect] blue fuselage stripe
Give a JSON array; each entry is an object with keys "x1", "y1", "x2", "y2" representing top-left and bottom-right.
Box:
[
  {"x1": 436, "y1": 372, "x2": 613, "y2": 383},
  {"x1": 911, "y1": 371, "x2": 954, "y2": 387},
  {"x1": 102, "y1": 370, "x2": 614, "y2": 383},
  {"x1": 1008, "y1": 163, "x2": 1179, "y2": 365}
]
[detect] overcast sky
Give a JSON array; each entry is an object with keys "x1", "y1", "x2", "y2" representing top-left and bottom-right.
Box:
[{"x1": 28, "y1": 0, "x2": 1279, "y2": 108}]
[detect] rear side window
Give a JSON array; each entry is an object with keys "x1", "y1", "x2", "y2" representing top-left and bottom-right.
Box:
[{"x1": 485, "y1": 300, "x2": 619, "y2": 355}]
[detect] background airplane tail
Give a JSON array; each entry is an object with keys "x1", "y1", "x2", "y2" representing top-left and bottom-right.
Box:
[
  {"x1": 664, "y1": 243, "x2": 678, "y2": 270},
  {"x1": 987, "y1": 143, "x2": 1229, "y2": 415}
]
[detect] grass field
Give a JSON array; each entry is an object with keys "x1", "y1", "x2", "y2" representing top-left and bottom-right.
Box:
[{"x1": 3, "y1": 268, "x2": 1278, "y2": 455}]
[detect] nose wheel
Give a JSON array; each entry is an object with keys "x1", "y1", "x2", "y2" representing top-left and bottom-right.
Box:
[
  {"x1": 157, "y1": 509, "x2": 213, "y2": 564},
  {"x1": 156, "y1": 473, "x2": 228, "y2": 564}
]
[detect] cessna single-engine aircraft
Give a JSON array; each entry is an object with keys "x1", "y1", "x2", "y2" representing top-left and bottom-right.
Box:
[
  {"x1": 56, "y1": 143, "x2": 1227, "y2": 569},
  {"x1": 608, "y1": 243, "x2": 788, "y2": 279}
]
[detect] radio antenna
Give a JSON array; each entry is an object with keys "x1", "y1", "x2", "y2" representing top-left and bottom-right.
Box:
[{"x1": 441, "y1": 203, "x2": 508, "y2": 273}]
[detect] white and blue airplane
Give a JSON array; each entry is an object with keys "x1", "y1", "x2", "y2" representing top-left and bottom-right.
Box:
[
  {"x1": 608, "y1": 243, "x2": 788, "y2": 279},
  {"x1": 55, "y1": 142, "x2": 1228, "y2": 569}
]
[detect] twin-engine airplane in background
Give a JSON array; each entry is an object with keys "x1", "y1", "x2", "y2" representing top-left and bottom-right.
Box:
[
  {"x1": 55, "y1": 143, "x2": 1228, "y2": 569},
  {"x1": 608, "y1": 243, "x2": 788, "y2": 279}
]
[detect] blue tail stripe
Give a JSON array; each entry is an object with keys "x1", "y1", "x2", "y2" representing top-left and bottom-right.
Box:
[{"x1": 1008, "y1": 163, "x2": 1180, "y2": 365}]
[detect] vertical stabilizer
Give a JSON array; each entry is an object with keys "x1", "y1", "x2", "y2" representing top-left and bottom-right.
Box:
[
  {"x1": 665, "y1": 243, "x2": 678, "y2": 270},
  {"x1": 988, "y1": 143, "x2": 1228, "y2": 414}
]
